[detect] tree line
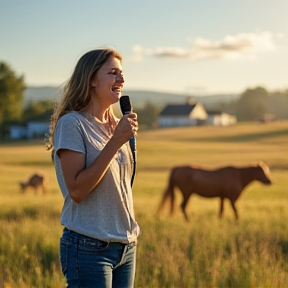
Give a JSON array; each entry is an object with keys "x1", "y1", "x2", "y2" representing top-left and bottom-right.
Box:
[
  {"x1": 1, "y1": 61, "x2": 287, "y2": 138},
  {"x1": 213, "y1": 87, "x2": 288, "y2": 122}
]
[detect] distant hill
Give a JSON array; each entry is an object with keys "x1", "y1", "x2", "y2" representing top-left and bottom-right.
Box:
[
  {"x1": 24, "y1": 86, "x2": 240, "y2": 109},
  {"x1": 121, "y1": 90, "x2": 240, "y2": 109},
  {"x1": 24, "y1": 86, "x2": 62, "y2": 102}
]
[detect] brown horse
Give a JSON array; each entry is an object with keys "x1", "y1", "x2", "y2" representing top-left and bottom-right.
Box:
[{"x1": 157, "y1": 162, "x2": 272, "y2": 221}]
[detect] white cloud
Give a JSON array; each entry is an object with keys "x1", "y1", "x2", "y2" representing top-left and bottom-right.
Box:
[{"x1": 132, "y1": 31, "x2": 281, "y2": 61}]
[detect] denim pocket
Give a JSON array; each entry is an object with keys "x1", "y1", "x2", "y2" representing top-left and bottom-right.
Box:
[
  {"x1": 78, "y1": 237, "x2": 109, "y2": 252},
  {"x1": 59, "y1": 237, "x2": 71, "y2": 275}
]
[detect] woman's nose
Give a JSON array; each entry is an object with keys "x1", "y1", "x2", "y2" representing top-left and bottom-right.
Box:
[{"x1": 116, "y1": 74, "x2": 125, "y2": 83}]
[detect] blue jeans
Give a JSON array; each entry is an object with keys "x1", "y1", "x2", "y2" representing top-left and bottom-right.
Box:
[{"x1": 60, "y1": 228, "x2": 137, "y2": 288}]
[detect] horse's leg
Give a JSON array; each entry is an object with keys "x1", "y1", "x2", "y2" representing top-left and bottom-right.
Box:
[
  {"x1": 219, "y1": 197, "x2": 224, "y2": 218},
  {"x1": 42, "y1": 183, "x2": 46, "y2": 194},
  {"x1": 181, "y1": 192, "x2": 191, "y2": 222},
  {"x1": 229, "y1": 199, "x2": 238, "y2": 220}
]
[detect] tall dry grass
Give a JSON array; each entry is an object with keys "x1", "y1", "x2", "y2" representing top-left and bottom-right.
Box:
[{"x1": 0, "y1": 121, "x2": 287, "y2": 287}]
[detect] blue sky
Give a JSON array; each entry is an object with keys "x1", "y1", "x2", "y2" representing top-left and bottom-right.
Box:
[{"x1": 1, "y1": 0, "x2": 288, "y2": 95}]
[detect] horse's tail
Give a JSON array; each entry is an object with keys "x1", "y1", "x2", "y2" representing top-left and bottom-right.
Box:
[{"x1": 157, "y1": 168, "x2": 176, "y2": 215}]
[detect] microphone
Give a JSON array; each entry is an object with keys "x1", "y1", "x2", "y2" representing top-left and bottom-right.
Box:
[{"x1": 120, "y1": 95, "x2": 137, "y2": 187}]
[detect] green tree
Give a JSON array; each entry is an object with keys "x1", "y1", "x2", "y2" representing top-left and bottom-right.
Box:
[
  {"x1": 235, "y1": 87, "x2": 269, "y2": 121},
  {"x1": 135, "y1": 101, "x2": 161, "y2": 129},
  {"x1": 267, "y1": 90, "x2": 288, "y2": 119},
  {"x1": 23, "y1": 100, "x2": 54, "y2": 122},
  {"x1": 0, "y1": 62, "x2": 25, "y2": 125}
]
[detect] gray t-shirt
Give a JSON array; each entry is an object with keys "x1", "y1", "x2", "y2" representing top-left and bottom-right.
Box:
[{"x1": 54, "y1": 111, "x2": 140, "y2": 243}]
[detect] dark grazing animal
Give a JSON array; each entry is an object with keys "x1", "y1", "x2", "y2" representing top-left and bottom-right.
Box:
[
  {"x1": 157, "y1": 162, "x2": 272, "y2": 221},
  {"x1": 20, "y1": 173, "x2": 46, "y2": 194}
]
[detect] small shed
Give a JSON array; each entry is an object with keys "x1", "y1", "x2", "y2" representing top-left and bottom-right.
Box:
[{"x1": 206, "y1": 110, "x2": 237, "y2": 126}]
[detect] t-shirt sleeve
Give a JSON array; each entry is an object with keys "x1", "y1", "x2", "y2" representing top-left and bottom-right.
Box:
[{"x1": 54, "y1": 113, "x2": 86, "y2": 156}]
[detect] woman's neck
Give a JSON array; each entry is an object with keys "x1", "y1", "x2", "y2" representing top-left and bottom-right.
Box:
[{"x1": 82, "y1": 106, "x2": 110, "y2": 123}]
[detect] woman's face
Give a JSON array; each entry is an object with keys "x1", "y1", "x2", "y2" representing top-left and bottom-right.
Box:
[{"x1": 91, "y1": 55, "x2": 124, "y2": 106}]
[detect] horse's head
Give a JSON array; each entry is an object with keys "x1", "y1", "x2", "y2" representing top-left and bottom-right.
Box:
[
  {"x1": 19, "y1": 181, "x2": 26, "y2": 193},
  {"x1": 257, "y1": 161, "x2": 272, "y2": 185}
]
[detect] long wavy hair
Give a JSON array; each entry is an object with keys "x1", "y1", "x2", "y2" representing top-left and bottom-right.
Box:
[{"x1": 46, "y1": 48, "x2": 122, "y2": 159}]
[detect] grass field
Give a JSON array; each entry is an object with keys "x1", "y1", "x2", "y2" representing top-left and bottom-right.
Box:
[{"x1": 0, "y1": 121, "x2": 288, "y2": 288}]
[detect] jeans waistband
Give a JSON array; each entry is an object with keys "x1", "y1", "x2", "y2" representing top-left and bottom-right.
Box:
[{"x1": 63, "y1": 227, "x2": 137, "y2": 247}]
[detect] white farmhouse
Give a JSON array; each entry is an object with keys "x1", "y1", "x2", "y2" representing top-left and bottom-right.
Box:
[{"x1": 158, "y1": 101, "x2": 208, "y2": 127}]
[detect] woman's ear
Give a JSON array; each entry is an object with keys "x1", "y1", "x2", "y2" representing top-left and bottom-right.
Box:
[{"x1": 90, "y1": 77, "x2": 98, "y2": 88}]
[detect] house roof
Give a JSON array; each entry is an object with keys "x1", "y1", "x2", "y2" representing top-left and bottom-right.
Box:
[
  {"x1": 206, "y1": 110, "x2": 223, "y2": 115},
  {"x1": 159, "y1": 104, "x2": 197, "y2": 116}
]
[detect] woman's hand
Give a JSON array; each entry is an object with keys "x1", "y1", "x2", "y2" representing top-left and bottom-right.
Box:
[{"x1": 112, "y1": 112, "x2": 138, "y2": 145}]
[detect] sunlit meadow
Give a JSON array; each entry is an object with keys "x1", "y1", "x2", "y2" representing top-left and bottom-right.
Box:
[{"x1": 0, "y1": 121, "x2": 288, "y2": 288}]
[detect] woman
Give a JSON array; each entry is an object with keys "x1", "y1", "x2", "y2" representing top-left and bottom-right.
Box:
[{"x1": 47, "y1": 48, "x2": 140, "y2": 287}]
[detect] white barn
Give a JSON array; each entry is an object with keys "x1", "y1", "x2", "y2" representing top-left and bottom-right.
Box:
[
  {"x1": 8, "y1": 121, "x2": 50, "y2": 139},
  {"x1": 26, "y1": 121, "x2": 50, "y2": 139}
]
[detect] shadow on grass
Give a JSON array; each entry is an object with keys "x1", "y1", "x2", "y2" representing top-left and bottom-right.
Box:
[
  {"x1": 18, "y1": 161, "x2": 53, "y2": 166},
  {"x1": 181, "y1": 127, "x2": 288, "y2": 143},
  {"x1": 0, "y1": 139, "x2": 46, "y2": 147},
  {"x1": 0, "y1": 207, "x2": 60, "y2": 221},
  {"x1": 279, "y1": 240, "x2": 288, "y2": 260},
  {"x1": 3, "y1": 160, "x2": 53, "y2": 166}
]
